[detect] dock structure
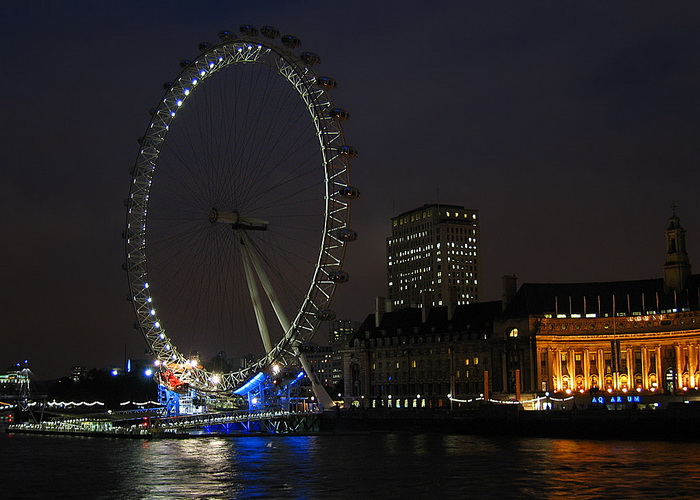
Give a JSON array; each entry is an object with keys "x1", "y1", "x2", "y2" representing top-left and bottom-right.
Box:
[{"x1": 6, "y1": 407, "x2": 323, "y2": 438}]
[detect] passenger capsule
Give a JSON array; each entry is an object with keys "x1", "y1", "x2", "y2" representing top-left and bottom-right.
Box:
[
  {"x1": 329, "y1": 108, "x2": 350, "y2": 121},
  {"x1": 333, "y1": 228, "x2": 357, "y2": 242},
  {"x1": 260, "y1": 26, "x2": 280, "y2": 39},
  {"x1": 337, "y1": 145, "x2": 358, "y2": 158},
  {"x1": 148, "y1": 108, "x2": 157, "y2": 116},
  {"x1": 300, "y1": 52, "x2": 321, "y2": 66},
  {"x1": 134, "y1": 322, "x2": 141, "y2": 330},
  {"x1": 281, "y1": 35, "x2": 301, "y2": 48},
  {"x1": 316, "y1": 309, "x2": 337, "y2": 321},
  {"x1": 179, "y1": 60, "x2": 192, "y2": 68},
  {"x1": 316, "y1": 76, "x2": 337, "y2": 90},
  {"x1": 239, "y1": 24, "x2": 258, "y2": 37},
  {"x1": 338, "y1": 186, "x2": 361, "y2": 199},
  {"x1": 218, "y1": 30, "x2": 236, "y2": 41},
  {"x1": 329, "y1": 270, "x2": 350, "y2": 283},
  {"x1": 163, "y1": 81, "x2": 174, "y2": 90},
  {"x1": 198, "y1": 42, "x2": 212, "y2": 51}
]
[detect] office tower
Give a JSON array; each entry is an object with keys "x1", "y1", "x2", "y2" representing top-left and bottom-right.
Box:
[{"x1": 387, "y1": 203, "x2": 479, "y2": 309}]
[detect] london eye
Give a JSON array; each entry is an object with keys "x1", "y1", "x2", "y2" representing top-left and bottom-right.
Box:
[{"x1": 123, "y1": 25, "x2": 358, "y2": 400}]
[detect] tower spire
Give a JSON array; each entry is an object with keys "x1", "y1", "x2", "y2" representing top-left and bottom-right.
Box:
[{"x1": 664, "y1": 208, "x2": 691, "y2": 293}]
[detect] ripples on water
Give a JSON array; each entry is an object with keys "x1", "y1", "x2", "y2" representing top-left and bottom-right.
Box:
[{"x1": 2, "y1": 432, "x2": 699, "y2": 499}]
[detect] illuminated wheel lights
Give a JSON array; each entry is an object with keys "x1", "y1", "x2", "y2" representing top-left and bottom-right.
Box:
[{"x1": 124, "y1": 26, "x2": 358, "y2": 393}]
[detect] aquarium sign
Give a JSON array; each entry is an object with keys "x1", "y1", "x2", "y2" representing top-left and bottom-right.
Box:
[{"x1": 591, "y1": 395, "x2": 641, "y2": 404}]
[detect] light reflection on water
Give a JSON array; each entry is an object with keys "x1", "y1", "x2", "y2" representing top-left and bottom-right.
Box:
[{"x1": 2, "y1": 433, "x2": 700, "y2": 499}]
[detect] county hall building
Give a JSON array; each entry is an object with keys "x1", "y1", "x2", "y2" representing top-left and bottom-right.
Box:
[{"x1": 342, "y1": 211, "x2": 700, "y2": 408}]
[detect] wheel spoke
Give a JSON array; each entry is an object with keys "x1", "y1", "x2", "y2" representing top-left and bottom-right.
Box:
[{"x1": 125, "y1": 29, "x2": 354, "y2": 392}]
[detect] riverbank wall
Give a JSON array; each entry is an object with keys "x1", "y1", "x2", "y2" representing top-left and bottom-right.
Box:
[{"x1": 321, "y1": 404, "x2": 700, "y2": 441}]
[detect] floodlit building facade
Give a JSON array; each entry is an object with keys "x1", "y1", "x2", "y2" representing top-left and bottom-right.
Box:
[
  {"x1": 495, "y1": 211, "x2": 700, "y2": 398},
  {"x1": 344, "y1": 211, "x2": 700, "y2": 409},
  {"x1": 387, "y1": 204, "x2": 479, "y2": 310}
]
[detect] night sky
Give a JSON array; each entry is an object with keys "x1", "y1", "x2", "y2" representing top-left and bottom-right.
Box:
[{"x1": 3, "y1": 2, "x2": 700, "y2": 379}]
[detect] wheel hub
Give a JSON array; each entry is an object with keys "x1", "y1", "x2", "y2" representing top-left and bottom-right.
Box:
[{"x1": 209, "y1": 207, "x2": 268, "y2": 231}]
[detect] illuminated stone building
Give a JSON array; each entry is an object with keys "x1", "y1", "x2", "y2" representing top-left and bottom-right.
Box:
[
  {"x1": 387, "y1": 204, "x2": 479, "y2": 310},
  {"x1": 493, "y1": 212, "x2": 700, "y2": 398},
  {"x1": 344, "y1": 212, "x2": 700, "y2": 406}
]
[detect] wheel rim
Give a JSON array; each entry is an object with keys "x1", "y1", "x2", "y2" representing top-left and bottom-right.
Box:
[{"x1": 124, "y1": 30, "x2": 354, "y2": 392}]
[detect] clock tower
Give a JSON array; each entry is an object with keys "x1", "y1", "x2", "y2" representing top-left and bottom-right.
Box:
[{"x1": 663, "y1": 207, "x2": 692, "y2": 293}]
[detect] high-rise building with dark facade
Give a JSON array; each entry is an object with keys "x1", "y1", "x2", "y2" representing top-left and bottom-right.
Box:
[
  {"x1": 329, "y1": 320, "x2": 360, "y2": 388},
  {"x1": 387, "y1": 204, "x2": 479, "y2": 310}
]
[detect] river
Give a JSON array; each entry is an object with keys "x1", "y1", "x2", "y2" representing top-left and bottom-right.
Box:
[{"x1": 1, "y1": 432, "x2": 698, "y2": 498}]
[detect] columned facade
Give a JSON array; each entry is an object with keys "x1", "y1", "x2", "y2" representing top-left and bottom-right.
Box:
[{"x1": 534, "y1": 312, "x2": 700, "y2": 394}]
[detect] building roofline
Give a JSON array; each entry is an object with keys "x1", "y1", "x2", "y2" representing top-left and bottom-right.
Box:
[{"x1": 392, "y1": 203, "x2": 476, "y2": 220}]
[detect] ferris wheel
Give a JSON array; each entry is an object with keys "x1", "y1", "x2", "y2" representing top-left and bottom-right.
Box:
[{"x1": 123, "y1": 25, "x2": 358, "y2": 397}]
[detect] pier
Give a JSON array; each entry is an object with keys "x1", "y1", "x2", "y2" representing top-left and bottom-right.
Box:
[{"x1": 6, "y1": 407, "x2": 323, "y2": 438}]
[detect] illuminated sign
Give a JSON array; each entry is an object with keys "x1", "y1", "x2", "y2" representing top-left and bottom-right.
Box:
[
  {"x1": 627, "y1": 314, "x2": 665, "y2": 322},
  {"x1": 591, "y1": 395, "x2": 641, "y2": 404}
]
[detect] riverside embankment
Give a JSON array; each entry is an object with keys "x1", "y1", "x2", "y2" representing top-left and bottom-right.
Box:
[{"x1": 321, "y1": 404, "x2": 700, "y2": 441}]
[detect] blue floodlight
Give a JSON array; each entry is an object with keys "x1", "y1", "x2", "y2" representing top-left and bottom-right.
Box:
[{"x1": 233, "y1": 372, "x2": 266, "y2": 396}]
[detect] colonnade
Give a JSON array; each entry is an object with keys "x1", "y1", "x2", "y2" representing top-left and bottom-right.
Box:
[{"x1": 539, "y1": 342, "x2": 700, "y2": 393}]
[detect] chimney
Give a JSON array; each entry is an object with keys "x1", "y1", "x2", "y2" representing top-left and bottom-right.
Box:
[
  {"x1": 375, "y1": 296, "x2": 386, "y2": 328},
  {"x1": 421, "y1": 290, "x2": 432, "y2": 324},
  {"x1": 502, "y1": 274, "x2": 517, "y2": 311}
]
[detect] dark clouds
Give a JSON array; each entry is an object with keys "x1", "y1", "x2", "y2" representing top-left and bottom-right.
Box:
[{"x1": 2, "y1": 2, "x2": 700, "y2": 378}]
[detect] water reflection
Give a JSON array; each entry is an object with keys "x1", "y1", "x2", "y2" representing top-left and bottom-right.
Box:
[
  {"x1": 536, "y1": 439, "x2": 700, "y2": 498},
  {"x1": 4, "y1": 433, "x2": 700, "y2": 499}
]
